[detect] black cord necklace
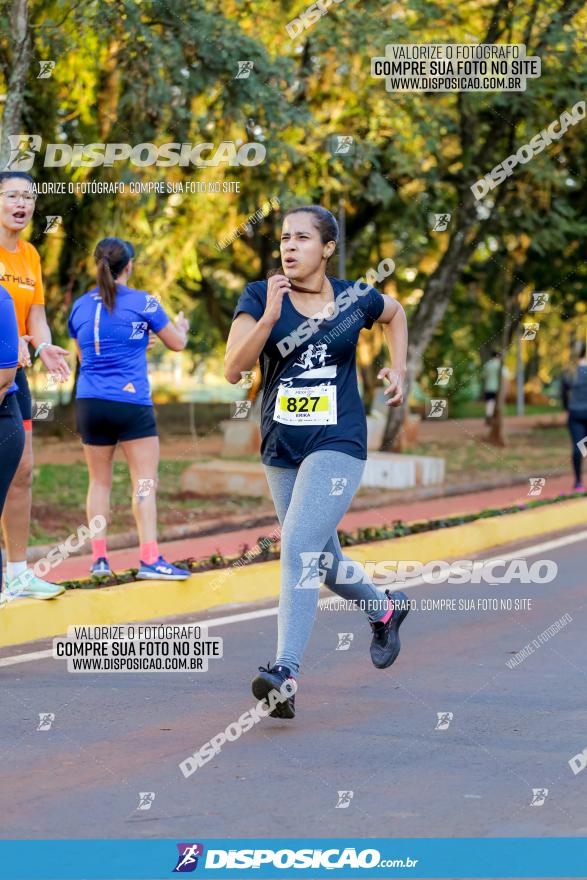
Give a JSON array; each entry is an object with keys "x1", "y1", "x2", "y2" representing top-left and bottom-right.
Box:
[{"x1": 267, "y1": 268, "x2": 326, "y2": 295}]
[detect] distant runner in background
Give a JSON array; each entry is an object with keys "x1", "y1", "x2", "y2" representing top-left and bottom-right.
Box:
[
  {"x1": 482, "y1": 351, "x2": 510, "y2": 424},
  {"x1": 561, "y1": 341, "x2": 587, "y2": 492}
]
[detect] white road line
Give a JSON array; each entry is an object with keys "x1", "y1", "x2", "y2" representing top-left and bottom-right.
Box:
[
  {"x1": 0, "y1": 647, "x2": 54, "y2": 667},
  {"x1": 369, "y1": 528, "x2": 587, "y2": 590},
  {"x1": 1, "y1": 529, "x2": 585, "y2": 669}
]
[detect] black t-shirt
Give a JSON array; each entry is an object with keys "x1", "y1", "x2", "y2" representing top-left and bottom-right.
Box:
[{"x1": 233, "y1": 276, "x2": 385, "y2": 468}]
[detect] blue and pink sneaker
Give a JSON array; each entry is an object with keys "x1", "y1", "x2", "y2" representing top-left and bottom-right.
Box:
[
  {"x1": 251, "y1": 663, "x2": 297, "y2": 719},
  {"x1": 90, "y1": 557, "x2": 112, "y2": 576},
  {"x1": 137, "y1": 556, "x2": 189, "y2": 581},
  {"x1": 370, "y1": 590, "x2": 410, "y2": 669}
]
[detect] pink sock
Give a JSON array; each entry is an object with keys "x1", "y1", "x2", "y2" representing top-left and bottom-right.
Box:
[
  {"x1": 91, "y1": 538, "x2": 107, "y2": 562},
  {"x1": 380, "y1": 596, "x2": 394, "y2": 624},
  {"x1": 140, "y1": 541, "x2": 159, "y2": 565}
]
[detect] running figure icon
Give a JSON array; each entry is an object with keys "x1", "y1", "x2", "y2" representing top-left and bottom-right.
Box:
[{"x1": 294, "y1": 342, "x2": 328, "y2": 371}]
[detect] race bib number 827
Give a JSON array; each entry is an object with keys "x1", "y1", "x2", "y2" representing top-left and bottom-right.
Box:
[{"x1": 273, "y1": 385, "x2": 337, "y2": 425}]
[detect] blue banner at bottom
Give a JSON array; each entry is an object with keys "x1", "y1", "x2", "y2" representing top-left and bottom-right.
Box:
[{"x1": 1, "y1": 838, "x2": 586, "y2": 879}]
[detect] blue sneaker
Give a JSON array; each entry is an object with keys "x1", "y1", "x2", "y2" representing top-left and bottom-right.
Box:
[
  {"x1": 137, "y1": 556, "x2": 189, "y2": 581},
  {"x1": 90, "y1": 557, "x2": 112, "y2": 576}
]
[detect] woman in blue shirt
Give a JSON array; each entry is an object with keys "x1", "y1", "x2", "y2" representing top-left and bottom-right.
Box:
[
  {"x1": 68, "y1": 237, "x2": 189, "y2": 581},
  {"x1": 225, "y1": 205, "x2": 410, "y2": 718},
  {"x1": 0, "y1": 285, "x2": 26, "y2": 598}
]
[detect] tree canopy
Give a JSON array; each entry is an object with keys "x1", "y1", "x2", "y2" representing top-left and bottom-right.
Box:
[{"x1": 1, "y1": 0, "x2": 585, "y2": 441}]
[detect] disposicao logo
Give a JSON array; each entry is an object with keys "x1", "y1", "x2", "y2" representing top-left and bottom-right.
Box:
[
  {"x1": 173, "y1": 842, "x2": 204, "y2": 872},
  {"x1": 3, "y1": 135, "x2": 266, "y2": 170}
]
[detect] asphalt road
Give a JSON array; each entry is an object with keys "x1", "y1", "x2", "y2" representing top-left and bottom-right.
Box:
[{"x1": 1, "y1": 527, "x2": 587, "y2": 846}]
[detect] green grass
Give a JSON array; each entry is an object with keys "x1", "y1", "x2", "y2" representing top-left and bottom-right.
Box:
[{"x1": 32, "y1": 459, "x2": 189, "y2": 511}]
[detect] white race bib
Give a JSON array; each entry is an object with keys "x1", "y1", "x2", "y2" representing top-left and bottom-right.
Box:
[{"x1": 273, "y1": 384, "x2": 337, "y2": 426}]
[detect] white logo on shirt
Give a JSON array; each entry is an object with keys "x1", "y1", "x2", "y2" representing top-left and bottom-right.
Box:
[
  {"x1": 143, "y1": 295, "x2": 160, "y2": 314},
  {"x1": 293, "y1": 342, "x2": 328, "y2": 371},
  {"x1": 281, "y1": 342, "x2": 337, "y2": 385},
  {"x1": 130, "y1": 321, "x2": 148, "y2": 340}
]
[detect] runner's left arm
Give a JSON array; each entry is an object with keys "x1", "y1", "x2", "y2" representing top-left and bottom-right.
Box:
[
  {"x1": 375, "y1": 295, "x2": 407, "y2": 407},
  {"x1": 27, "y1": 305, "x2": 71, "y2": 381}
]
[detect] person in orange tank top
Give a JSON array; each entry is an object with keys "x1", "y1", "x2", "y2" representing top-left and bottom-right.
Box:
[{"x1": 0, "y1": 171, "x2": 70, "y2": 599}]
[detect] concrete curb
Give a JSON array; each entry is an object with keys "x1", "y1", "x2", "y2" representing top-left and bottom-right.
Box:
[{"x1": 2, "y1": 497, "x2": 584, "y2": 649}]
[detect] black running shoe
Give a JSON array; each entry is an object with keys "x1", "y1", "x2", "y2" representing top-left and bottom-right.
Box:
[
  {"x1": 251, "y1": 663, "x2": 297, "y2": 719},
  {"x1": 370, "y1": 590, "x2": 410, "y2": 669}
]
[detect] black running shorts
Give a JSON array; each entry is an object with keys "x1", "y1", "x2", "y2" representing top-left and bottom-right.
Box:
[{"x1": 75, "y1": 397, "x2": 158, "y2": 446}]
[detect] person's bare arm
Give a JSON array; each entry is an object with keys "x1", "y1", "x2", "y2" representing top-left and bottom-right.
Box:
[
  {"x1": 156, "y1": 311, "x2": 189, "y2": 352},
  {"x1": 224, "y1": 314, "x2": 274, "y2": 385},
  {"x1": 27, "y1": 304, "x2": 71, "y2": 380},
  {"x1": 224, "y1": 275, "x2": 291, "y2": 384},
  {"x1": 375, "y1": 295, "x2": 408, "y2": 407}
]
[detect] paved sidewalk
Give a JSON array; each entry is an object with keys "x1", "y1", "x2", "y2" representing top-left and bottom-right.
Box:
[{"x1": 49, "y1": 474, "x2": 577, "y2": 582}]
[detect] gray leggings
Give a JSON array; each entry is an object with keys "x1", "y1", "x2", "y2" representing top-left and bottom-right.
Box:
[{"x1": 264, "y1": 450, "x2": 388, "y2": 675}]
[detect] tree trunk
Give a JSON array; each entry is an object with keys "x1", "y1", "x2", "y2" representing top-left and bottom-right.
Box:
[
  {"x1": 0, "y1": 0, "x2": 32, "y2": 168},
  {"x1": 487, "y1": 368, "x2": 506, "y2": 446},
  {"x1": 487, "y1": 277, "x2": 525, "y2": 445},
  {"x1": 381, "y1": 208, "x2": 478, "y2": 449}
]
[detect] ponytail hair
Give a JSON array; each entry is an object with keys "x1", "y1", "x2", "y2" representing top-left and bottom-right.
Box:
[{"x1": 94, "y1": 237, "x2": 132, "y2": 312}]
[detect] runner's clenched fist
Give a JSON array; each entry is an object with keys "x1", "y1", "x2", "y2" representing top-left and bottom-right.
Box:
[{"x1": 263, "y1": 274, "x2": 291, "y2": 326}]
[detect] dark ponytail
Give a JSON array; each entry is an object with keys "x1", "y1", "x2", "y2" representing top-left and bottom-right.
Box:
[{"x1": 94, "y1": 237, "x2": 132, "y2": 312}]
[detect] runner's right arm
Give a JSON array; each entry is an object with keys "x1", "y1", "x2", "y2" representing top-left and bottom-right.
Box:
[{"x1": 224, "y1": 275, "x2": 290, "y2": 384}]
